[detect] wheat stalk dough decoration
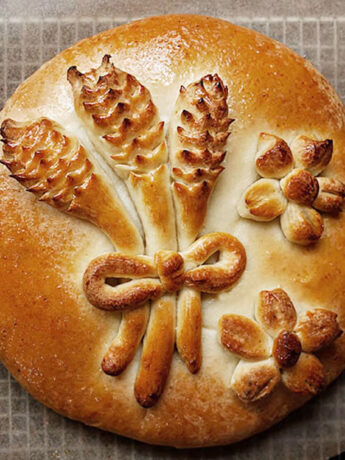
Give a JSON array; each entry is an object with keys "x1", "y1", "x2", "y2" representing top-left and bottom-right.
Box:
[
  {"x1": 0, "y1": 115, "x2": 150, "y2": 383},
  {"x1": 67, "y1": 56, "x2": 245, "y2": 406},
  {"x1": 68, "y1": 55, "x2": 178, "y2": 407},
  {"x1": 169, "y1": 74, "x2": 234, "y2": 372}
]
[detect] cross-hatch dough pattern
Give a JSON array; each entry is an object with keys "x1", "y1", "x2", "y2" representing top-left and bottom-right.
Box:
[{"x1": 0, "y1": 54, "x2": 344, "y2": 410}]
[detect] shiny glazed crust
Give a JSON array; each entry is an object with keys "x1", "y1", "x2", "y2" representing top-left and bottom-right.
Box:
[{"x1": 1, "y1": 14, "x2": 345, "y2": 448}]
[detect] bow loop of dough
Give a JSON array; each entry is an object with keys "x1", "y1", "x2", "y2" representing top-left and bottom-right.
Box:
[{"x1": 83, "y1": 232, "x2": 246, "y2": 311}]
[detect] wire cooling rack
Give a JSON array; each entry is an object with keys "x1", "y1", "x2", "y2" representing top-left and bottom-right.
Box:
[{"x1": 1, "y1": 13, "x2": 345, "y2": 460}]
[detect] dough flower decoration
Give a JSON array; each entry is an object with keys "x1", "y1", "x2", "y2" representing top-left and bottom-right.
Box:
[
  {"x1": 238, "y1": 133, "x2": 345, "y2": 245},
  {"x1": 0, "y1": 55, "x2": 246, "y2": 408},
  {"x1": 219, "y1": 288, "x2": 342, "y2": 402}
]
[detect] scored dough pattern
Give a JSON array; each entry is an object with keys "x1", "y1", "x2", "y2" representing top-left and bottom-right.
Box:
[
  {"x1": 237, "y1": 132, "x2": 345, "y2": 245},
  {"x1": 0, "y1": 117, "x2": 143, "y2": 254},
  {"x1": 1, "y1": 54, "x2": 344, "y2": 408}
]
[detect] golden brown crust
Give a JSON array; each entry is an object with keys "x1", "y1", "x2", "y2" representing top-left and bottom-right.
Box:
[
  {"x1": 238, "y1": 179, "x2": 287, "y2": 221},
  {"x1": 280, "y1": 202, "x2": 324, "y2": 245},
  {"x1": 134, "y1": 295, "x2": 176, "y2": 408},
  {"x1": 182, "y1": 232, "x2": 246, "y2": 293},
  {"x1": 255, "y1": 288, "x2": 297, "y2": 337},
  {"x1": 280, "y1": 169, "x2": 319, "y2": 206},
  {"x1": 154, "y1": 250, "x2": 185, "y2": 292},
  {"x1": 128, "y1": 164, "x2": 175, "y2": 253},
  {"x1": 281, "y1": 353, "x2": 326, "y2": 395},
  {"x1": 231, "y1": 359, "x2": 281, "y2": 402},
  {"x1": 272, "y1": 331, "x2": 302, "y2": 368},
  {"x1": 291, "y1": 135, "x2": 333, "y2": 175},
  {"x1": 255, "y1": 133, "x2": 293, "y2": 178},
  {"x1": 175, "y1": 288, "x2": 202, "y2": 374},
  {"x1": 83, "y1": 253, "x2": 162, "y2": 311},
  {"x1": 102, "y1": 307, "x2": 149, "y2": 375},
  {"x1": 219, "y1": 314, "x2": 270, "y2": 360},
  {"x1": 313, "y1": 177, "x2": 345, "y2": 213},
  {"x1": 295, "y1": 309, "x2": 342, "y2": 353},
  {"x1": 1, "y1": 14, "x2": 345, "y2": 447},
  {"x1": 134, "y1": 295, "x2": 175, "y2": 408},
  {"x1": 83, "y1": 232, "x2": 246, "y2": 310}
]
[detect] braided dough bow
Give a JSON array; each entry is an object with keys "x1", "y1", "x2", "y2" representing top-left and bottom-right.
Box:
[{"x1": 83, "y1": 232, "x2": 246, "y2": 311}]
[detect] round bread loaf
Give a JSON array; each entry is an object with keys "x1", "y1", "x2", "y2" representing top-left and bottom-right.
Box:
[{"x1": 1, "y1": 14, "x2": 345, "y2": 448}]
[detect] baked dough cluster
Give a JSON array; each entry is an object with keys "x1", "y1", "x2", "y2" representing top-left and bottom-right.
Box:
[
  {"x1": 219, "y1": 288, "x2": 342, "y2": 401},
  {"x1": 238, "y1": 133, "x2": 345, "y2": 244},
  {"x1": 1, "y1": 15, "x2": 345, "y2": 447}
]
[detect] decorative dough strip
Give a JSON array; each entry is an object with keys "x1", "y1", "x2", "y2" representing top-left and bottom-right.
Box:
[
  {"x1": 102, "y1": 307, "x2": 150, "y2": 376},
  {"x1": 67, "y1": 56, "x2": 175, "y2": 252},
  {"x1": 68, "y1": 56, "x2": 177, "y2": 406},
  {"x1": 170, "y1": 74, "x2": 233, "y2": 372},
  {"x1": 134, "y1": 293, "x2": 175, "y2": 407}
]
